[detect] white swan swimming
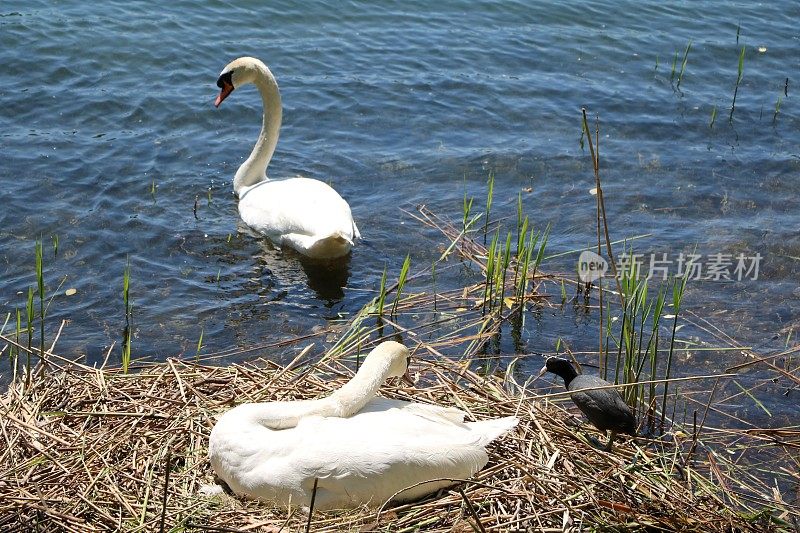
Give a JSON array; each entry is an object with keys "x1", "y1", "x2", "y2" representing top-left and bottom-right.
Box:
[
  {"x1": 208, "y1": 341, "x2": 518, "y2": 510},
  {"x1": 214, "y1": 56, "x2": 360, "y2": 259}
]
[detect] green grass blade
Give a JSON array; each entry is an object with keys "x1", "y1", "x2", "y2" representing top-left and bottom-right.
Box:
[
  {"x1": 391, "y1": 254, "x2": 411, "y2": 317},
  {"x1": 677, "y1": 39, "x2": 692, "y2": 88}
]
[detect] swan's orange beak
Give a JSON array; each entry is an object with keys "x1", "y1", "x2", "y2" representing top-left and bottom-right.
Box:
[
  {"x1": 214, "y1": 81, "x2": 234, "y2": 108},
  {"x1": 215, "y1": 71, "x2": 235, "y2": 108}
]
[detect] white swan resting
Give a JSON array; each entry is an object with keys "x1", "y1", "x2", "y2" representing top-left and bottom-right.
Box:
[
  {"x1": 208, "y1": 341, "x2": 518, "y2": 510},
  {"x1": 214, "y1": 57, "x2": 360, "y2": 259}
]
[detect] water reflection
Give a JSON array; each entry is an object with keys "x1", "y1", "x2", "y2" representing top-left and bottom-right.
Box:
[
  {"x1": 298, "y1": 254, "x2": 351, "y2": 302},
  {"x1": 250, "y1": 236, "x2": 352, "y2": 304}
]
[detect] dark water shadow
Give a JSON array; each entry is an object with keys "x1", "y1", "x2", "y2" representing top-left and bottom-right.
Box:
[
  {"x1": 247, "y1": 230, "x2": 353, "y2": 305},
  {"x1": 297, "y1": 253, "x2": 352, "y2": 303}
]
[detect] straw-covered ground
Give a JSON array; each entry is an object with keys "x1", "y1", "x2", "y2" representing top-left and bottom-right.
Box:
[
  {"x1": 0, "y1": 337, "x2": 793, "y2": 532},
  {"x1": 2, "y1": 205, "x2": 798, "y2": 532}
]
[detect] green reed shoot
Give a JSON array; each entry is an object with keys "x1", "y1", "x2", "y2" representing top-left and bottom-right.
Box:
[
  {"x1": 391, "y1": 254, "x2": 411, "y2": 317},
  {"x1": 123, "y1": 257, "x2": 131, "y2": 322},
  {"x1": 25, "y1": 286, "x2": 34, "y2": 385},
  {"x1": 431, "y1": 261, "x2": 437, "y2": 311},
  {"x1": 516, "y1": 217, "x2": 530, "y2": 259},
  {"x1": 491, "y1": 240, "x2": 503, "y2": 311},
  {"x1": 498, "y1": 232, "x2": 512, "y2": 308},
  {"x1": 531, "y1": 225, "x2": 549, "y2": 280},
  {"x1": 376, "y1": 264, "x2": 388, "y2": 317},
  {"x1": 441, "y1": 212, "x2": 481, "y2": 262},
  {"x1": 646, "y1": 288, "x2": 666, "y2": 426},
  {"x1": 14, "y1": 308, "x2": 21, "y2": 381},
  {"x1": 773, "y1": 95, "x2": 782, "y2": 124},
  {"x1": 0, "y1": 314, "x2": 13, "y2": 379},
  {"x1": 483, "y1": 231, "x2": 499, "y2": 314},
  {"x1": 122, "y1": 332, "x2": 131, "y2": 373},
  {"x1": 515, "y1": 228, "x2": 535, "y2": 303},
  {"x1": 1, "y1": 313, "x2": 8, "y2": 363},
  {"x1": 52, "y1": 234, "x2": 58, "y2": 257},
  {"x1": 35, "y1": 240, "x2": 45, "y2": 361},
  {"x1": 660, "y1": 273, "x2": 687, "y2": 431},
  {"x1": 216, "y1": 268, "x2": 221, "y2": 285},
  {"x1": 483, "y1": 172, "x2": 494, "y2": 244},
  {"x1": 709, "y1": 105, "x2": 718, "y2": 128},
  {"x1": 730, "y1": 45, "x2": 745, "y2": 121},
  {"x1": 512, "y1": 216, "x2": 530, "y2": 293},
  {"x1": 196, "y1": 328, "x2": 204, "y2": 361},
  {"x1": 599, "y1": 249, "x2": 686, "y2": 433},
  {"x1": 122, "y1": 257, "x2": 132, "y2": 373},
  {"x1": 676, "y1": 39, "x2": 692, "y2": 88},
  {"x1": 150, "y1": 180, "x2": 156, "y2": 199},
  {"x1": 462, "y1": 191, "x2": 474, "y2": 234},
  {"x1": 735, "y1": 380, "x2": 772, "y2": 417},
  {"x1": 670, "y1": 50, "x2": 678, "y2": 81},
  {"x1": 560, "y1": 279, "x2": 567, "y2": 303}
]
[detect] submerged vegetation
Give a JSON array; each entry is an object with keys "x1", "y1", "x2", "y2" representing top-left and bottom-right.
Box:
[{"x1": 660, "y1": 25, "x2": 792, "y2": 128}]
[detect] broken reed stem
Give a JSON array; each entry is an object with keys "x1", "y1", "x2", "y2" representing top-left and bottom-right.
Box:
[
  {"x1": 581, "y1": 109, "x2": 622, "y2": 304},
  {"x1": 458, "y1": 487, "x2": 487, "y2": 533},
  {"x1": 305, "y1": 477, "x2": 319, "y2": 533},
  {"x1": 159, "y1": 450, "x2": 172, "y2": 533},
  {"x1": 582, "y1": 109, "x2": 622, "y2": 378}
]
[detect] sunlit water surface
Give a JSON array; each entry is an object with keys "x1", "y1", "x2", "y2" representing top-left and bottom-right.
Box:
[{"x1": 1, "y1": 1, "x2": 799, "y2": 428}]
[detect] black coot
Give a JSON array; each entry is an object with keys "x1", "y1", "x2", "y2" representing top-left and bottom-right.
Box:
[{"x1": 543, "y1": 357, "x2": 636, "y2": 450}]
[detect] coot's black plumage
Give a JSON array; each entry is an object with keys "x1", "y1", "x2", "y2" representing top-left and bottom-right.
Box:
[{"x1": 544, "y1": 357, "x2": 636, "y2": 450}]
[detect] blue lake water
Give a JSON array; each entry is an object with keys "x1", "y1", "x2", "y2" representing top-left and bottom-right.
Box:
[{"x1": 1, "y1": 1, "x2": 798, "y2": 426}]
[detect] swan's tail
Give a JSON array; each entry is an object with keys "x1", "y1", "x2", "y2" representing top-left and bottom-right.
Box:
[
  {"x1": 328, "y1": 231, "x2": 354, "y2": 248},
  {"x1": 469, "y1": 416, "x2": 519, "y2": 446},
  {"x1": 281, "y1": 231, "x2": 354, "y2": 259}
]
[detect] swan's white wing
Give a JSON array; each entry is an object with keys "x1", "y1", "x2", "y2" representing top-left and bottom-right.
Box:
[
  {"x1": 213, "y1": 402, "x2": 515, "y2": 510},
  {"x1": 358, "y1": 397, "x2": 467, "y2": 425},
  {"x1": 239, "y1": 177, "x2": 356, "y2": 242},
  {"x1": 265, "y1": 405, "x2": 498, "y2": 509}
]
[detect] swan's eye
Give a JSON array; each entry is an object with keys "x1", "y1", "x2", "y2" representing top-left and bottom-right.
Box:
[{"x1": 216, "y1": 71, "x2": 234, "y2": 89}]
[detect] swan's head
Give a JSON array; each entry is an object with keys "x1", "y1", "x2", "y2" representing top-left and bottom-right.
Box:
[
  {"x1": 214, "y1": 56, "x2": 268, "y2": 108},
  {"x1": 365, "y1": 341, "x2": 413, "y2": 385}
]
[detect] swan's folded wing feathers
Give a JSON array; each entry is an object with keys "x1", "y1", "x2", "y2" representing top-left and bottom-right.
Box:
[
  {"x1": 358, "y1": 397, "x2": 467, "y2": 425},
  {"x1": 239, "y1": 178, "x2": 356, "y2": 241},
  {"x1": 290, "y1": 424, "x2": 491, "y2": 508}
]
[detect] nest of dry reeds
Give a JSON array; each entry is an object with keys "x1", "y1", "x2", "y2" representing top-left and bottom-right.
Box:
[{"x1": 0, "y1": 338, "x2": 778, "y2": 533}]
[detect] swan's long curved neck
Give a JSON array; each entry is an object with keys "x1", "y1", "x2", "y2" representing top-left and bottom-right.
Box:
[
  {"x1": 243, "y1": 355, "x2": 393, "y2": 430},
  {"x1": 233, "y1": 65, "x2": 282, "y2": 195}
]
